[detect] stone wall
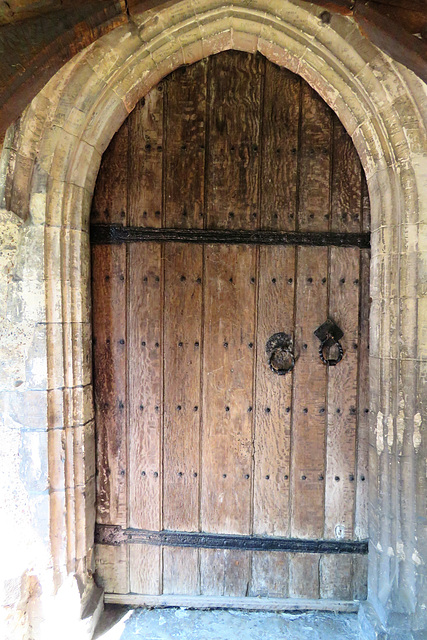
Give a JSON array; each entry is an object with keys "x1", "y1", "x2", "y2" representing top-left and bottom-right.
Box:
[{"x1": 0, "y1": 1, "x2": 426, "y2": 638}]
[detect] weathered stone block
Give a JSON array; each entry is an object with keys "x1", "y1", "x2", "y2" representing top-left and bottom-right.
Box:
[
  {"x1": 72, "y1": 384, "x2": 95, "y2": 427},
  {"x1": 25, "y1": 324, "x2": 48, "y2": 390},
  {"x1": 2, "y1": 389, "x2": 48, "y2": 431},
  {"x1": 82, "y1": 89, "x2": 128, "y2": 156},
  {"x1": 19, "y1": 430, "x2": 49, "y2": 493},
  {"x1": 71, "y1": 322, "x2": 92, "y2": 388}
]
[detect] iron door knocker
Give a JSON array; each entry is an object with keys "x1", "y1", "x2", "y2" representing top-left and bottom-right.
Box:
[
  {"x1": 314, "y1": 319, "x2": 344, "y2": 366},
  {"x1": 266, "y1": 333, "x2": 295, "y2": 375}
]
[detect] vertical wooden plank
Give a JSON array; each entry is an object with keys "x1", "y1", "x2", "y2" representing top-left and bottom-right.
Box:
[
  {"x1": 206, "y1": 51, "x2": 262, "y2": 230},
  {"x1": 320, "y1": 555, "x2": 353, "y2": 599},
  {"x1": 95, "y1": 545, "x2": 129, "y2": 594},
  {"x1": 324, "y1": 247, "x2": 360, "y2": 541},
  {"x1": 128, "y1": 242, "x2": 162, "y2": 531},
  {"x1": 129, "y1": 545, "x2": 161, "y2": 595},
  {"x1": 322, "y1": 116, "x2": 364, "y2": 594},
  {"x1": 331, "y1": 115, "x2": 362, "y2": 233},
  {"x1": 289, "y1": 246, "x2": 328, "y2": 597},
  {"x1": 260, "y1": 63, "x2": 300, "y2": 231},
  {"x1": 163, "y1": 547, "x2": 200, "y2": 595},
  {"x1": 164, "y1": 61, "x2": 207, "y2": 229},
  {"x1": 249, "y1": 552, "x2": 289, "y2": 598},
  {"x1": 162, "y1": 243, "x2": 202, "y2": 595},
  {"x1": 353, "y1": 554, "x2": 368, "y2": 600},
  {"x1": 297, "y1": 82, "x2": 332, "y2": 232},
  {"x1": 200, "y1": 550, "x2": 250, "y2": 597},
  {"x1": 291, "y1": 246, "x2": 328, "y2": 537},
  {"x1": 253, "y1": 246, "x2": 295, "y2": 537},
  {"x1": 128, "y1": 242, "x2": 163, "y2": 594},
  {"x1": 163, "y1": 244, "x2": 202, "y2": 530},
  {"x1": 289, "y1": 554, "x2": 320, "y2": 599},
  {"x1": 362, "y1": 173, "x2": 371, "y2": 232},
  {"x1": 128, "y1": 86, "x2": 164, "y2": 227},
  {"x1": 91, "y1": 122, "x2": 128, "y2": 225},
  {"x1": 201, "y1": 244, "x2": 256, "y2": 535},
  {"x1": 92, "y1": 244, "x2": 127, "y2": 526},
  {"x1": 355, "y1": 249, "x2": 370, "y2": 540},
  {"x1": 358, "y1": 172, "x2": 370, "y2": 556}
]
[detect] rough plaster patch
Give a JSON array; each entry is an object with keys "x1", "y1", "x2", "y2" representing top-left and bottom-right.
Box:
[
  {"x1": 387, "y1": 547, "x2": 394, "y2": 557},
  {"x1": 396, "y1": 541, "x2": 405, "y2": 560},
  {"x1": 0, "y1": 209, "x2": 24, "y2": 305},
  {"x1": 0, "y1": 420, "x2": 50, "y2": 590},
  {"x1": 387, "y1": 415, "x2": 394, "y2": 449},
  {"x1": 376, "y1": 411, "x2": 384, "y2": 454},
  {"x1": 414, "y1": 413, "x2": 422, "y2": 450},
  {"x1": 0, "y1": 211, "x2": 47, "y2": 390}
]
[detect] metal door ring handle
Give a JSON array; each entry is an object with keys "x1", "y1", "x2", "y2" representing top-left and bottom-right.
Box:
[
  {"x1": 269, "y1": 346, "x2": 295, "y2": 375},
  {"x1": 319, "y1": 338, "x2": 343, "y2": 366}
]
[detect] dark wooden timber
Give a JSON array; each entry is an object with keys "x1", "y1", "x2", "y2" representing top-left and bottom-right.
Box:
[
  {"x1": 1, "y1": 0, "x2": 427, "y2": 141},
  {"x1": 90, "y1": 224, "x2": 370, "y2": 248},
  {"x1": 95, "y1": 525, "x2": 369, "y2": 553}
]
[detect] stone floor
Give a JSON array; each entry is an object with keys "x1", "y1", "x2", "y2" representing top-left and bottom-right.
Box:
[{"x1": 94, "y1": 606, "x2": 360, "y2": 640}]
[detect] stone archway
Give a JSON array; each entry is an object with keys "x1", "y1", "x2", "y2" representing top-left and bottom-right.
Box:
[{"x1": 0, "y1": 1, "x2": 426, "y2": 638}]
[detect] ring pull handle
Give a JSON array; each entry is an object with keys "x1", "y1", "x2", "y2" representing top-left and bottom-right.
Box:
[
  {"x1": 318, "y1": 336, "x2": 344, "y2": 366},
  {"x1": 266, "y1": 332, "x2": 295, "y2": 376},
  {"x1": 269, "y1": 346, "x2": 295, "y2": 375},
  {"x1": 314, "y1": 319, "x2": 344, "y2": 367}
]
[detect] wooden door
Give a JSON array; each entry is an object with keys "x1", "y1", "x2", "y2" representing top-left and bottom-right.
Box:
[{"x1": 91, "y1": 52, "x2": 370, "y2": 608}]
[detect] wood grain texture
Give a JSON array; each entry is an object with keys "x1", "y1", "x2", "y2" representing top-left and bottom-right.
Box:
[
  {"x1": 352, "y1": 553, "x2": 368, "y2": 600},
  {"x1": 249, "y1": 551, "x2": 289, "y2": 598},
  {"x1": 128, "y1": 86, "x2": 164, "y2": 227},
  {"x1": 206, "y1": 51, "x2": 262, "y2": 230},
  {"x1": 201, "y1": 244, "x2": 256, "y2": 535},
  {"x1": 128, "y1": 242, "x2": 162, "y2": 531},
  {"x1": 91, "y1": 51, "x2": 371, "y2": 602},
  {"x1": 297, "y1": 83, "x2": 332, "y2": 232},
  {"x1": 253, "y1": 246, "x2": 295, "y2": 536},
  {"x1": 91, "y1": 122, "x2": 128, "y2": 225},
  {"x1": 290, "y1": 247, "x2": 328, "y2": 538},
  {"x1": 320, "y1": 554, "x2": 353, "y2": 599},
  {"x1": 163, "y1": 547, "x2": 200, "y2": 595},
  {"x1": 163, "y1": 244, "x2": 202, "y2": 530},
  {"x1": 129, "y1": 545, "x2": 161, "y2": 595},
  {"x1": 164, "y1": 61, "x2": 207, "y2": 228},
  {"x1": 289, "y1": 554, "x2": 320, "y2": 599},
  {"x1": 362, "y1": 174, "x2": 371, "y2": 233},
  {"x1": 331, "y1": 116, "x2": 362, "y2": 233},
  {"x1": 95, "y1": 544, "x2": 129, "y2": 594},
  {"x1": 355, "y1": 249, "x2": 370, "y2": 539},
  {"x1": 324, "y1": 247, "x2": 359, "y2": 540},
  {"x1": 260, "y1": 64, "x2": 300, "y2": 231},
  {"x1": 92, "y1": 244, "x2": 127, "y2": 526},
  {"x1": 200, "y1": 549, "x2": 250, "y2": 597},
  {"x1": 106, "y1": 593, "x2": 360, "y2": 611}
]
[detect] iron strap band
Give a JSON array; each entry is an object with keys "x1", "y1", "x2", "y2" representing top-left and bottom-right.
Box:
[
  {"x1": 95, "y1": 525, "x2": 368, "y2": 554},
  {"x1": 90, "y1": 225, "x2": 371, "y2": 249}
]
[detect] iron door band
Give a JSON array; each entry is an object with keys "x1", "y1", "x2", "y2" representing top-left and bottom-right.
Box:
[{"x1": 95, "y1": 525, "x2": 368, "y2": 554}]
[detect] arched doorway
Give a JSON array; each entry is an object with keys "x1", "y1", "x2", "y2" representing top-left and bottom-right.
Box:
[
  {"x1": 1, "y1": 1, "x2": 426, "y2": 637},
  {"x1": 91, "y1": 51, "x2": 370, "y2": 608}
]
